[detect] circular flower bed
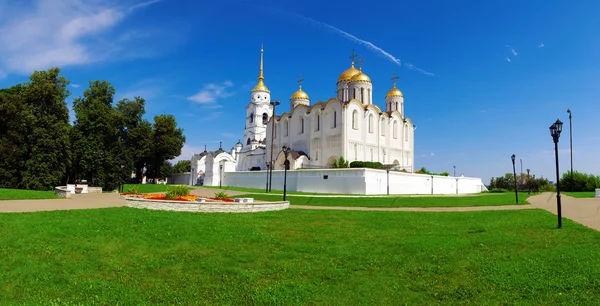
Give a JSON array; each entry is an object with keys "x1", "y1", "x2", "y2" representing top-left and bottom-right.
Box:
[{"x1": 120, "y1": 193, "x2": 236, "y2": 203}]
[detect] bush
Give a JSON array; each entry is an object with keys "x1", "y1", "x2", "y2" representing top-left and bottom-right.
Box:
[
  {"x1": 489, "y1": 188, "x2": 508, "y2": 193},
  {"x1": 350, "y1": 161, "x2": 383, "y2": 169},
  {"x1": 559, "y1": 171, "x2": 600, "y2": 192},
  {"x1": 331, "y1": 156, "x2": 349, "y2": 168},
  {"x1": 165, "y1": 185, "x2": 190, "y2": 199},
  {"x1": 250, "y1": 166, "x2": 261, "y2": 171},
  {"x1": 214, "y1": 191, "x2": 229, "y2": 199},
  {"x1": 539, "y1": 183, "x2": 556, "y2": 192},
  {"x1": 127, "y1": 185, "x2": 140, "y2": 194}
]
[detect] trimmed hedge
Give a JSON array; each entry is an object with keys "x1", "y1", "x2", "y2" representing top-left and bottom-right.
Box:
[{"x1": 350, "y1": 161, "x2": 384, "y2": 169}]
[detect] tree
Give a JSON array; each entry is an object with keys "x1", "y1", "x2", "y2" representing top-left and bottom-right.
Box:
[
  {"x1": 114, "y1": 97, "x2": 153, "y2": 183},
  {"x1": 20, "y1": 68, "x2": 71, "y2": 190},
  {"x1": 72, "y1": 80, "x2": 121, "y2": 191},
  {"x1": 560, "y1": 171, "x2": 600, "y2": 192},
  {"x1": 331, "y1": 156, "x2": 349, "y2": 168},
  {"x1": 173, "y1": 160, "x2": 191, "y2": 173},
  {"x1": 148, "y1": 114, "x2": 186, "y2": 182},
  {"x1": 0, "y1": 85, "x2": 32, "y2": 188}
]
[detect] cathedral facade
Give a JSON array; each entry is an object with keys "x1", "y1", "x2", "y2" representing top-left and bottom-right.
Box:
[{"x1": 190, "y1": 46, "x2": 415, "y2": 186}]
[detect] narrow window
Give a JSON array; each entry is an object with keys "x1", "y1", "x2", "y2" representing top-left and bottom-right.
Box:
[
  {"x1": 249, "y1": 113, "x2": 254, "y2": 123},
  {"x1": 262, "y1": 113, "x2": 268, "y2": 125},
  {"x1": 368, "y1": 114, "x2": 374, "y2": 133},
  {"x1": 405, "y1": 124, "x2": 409, "y2": 141},
  {"x1": 247, "y1": 138, "x2": 251, "y2": 145},
  {"x1": 361, "y1": 88, "x2": 364, "y2": 102},
  {"x1": 352, "y1": 110, "x2": 358, "y2": 129},
  {"x1": 300, "y1": 117, "x2": 304, "y2": 134},
  {"x1": 284, "y1": 120, "x2": 289, "y2": 136},
  {"x1": 393, "y1": 121, "x2": 398, "y2": 139},
  {"x1": 317, "y1": 114, "x2": 320, "y2": 131},
  {"x1": 333, "y1": 111, "x2": 337, "y2": 128},
  {"x1": 381, "y1": 119, "x2": 385, "y2": 136}
]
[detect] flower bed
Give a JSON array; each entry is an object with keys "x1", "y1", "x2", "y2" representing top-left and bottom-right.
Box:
[{"x1": 120, "y1": 193, "x2": 237, "y2": 203}]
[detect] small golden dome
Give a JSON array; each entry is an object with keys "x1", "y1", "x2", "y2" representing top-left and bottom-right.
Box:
[
  {"x1": 350, "y1": 71, "x2": 371, "y2": 83},
  {"x1": 291, "y1": 88, "x2": 309, "y2": 100},
  {"x1": 386, "y1": 86, "x2": 403, "y2": 98},
  {"x1": 252, "y1": 80, "x2": 270, "y2": 92},
  {"x1": 338, "y1": 63, "x2": 361, "y2": 83}
]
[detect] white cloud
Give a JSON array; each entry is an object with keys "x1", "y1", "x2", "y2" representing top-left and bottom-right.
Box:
[
  {"x1": 505, "y1": 45, "x2": 518, "y2": 56},
  {"x1": 430, "y1": 152, "x2": 435, "y2": 157},
  {"x1": 221, "y1": 132, "x2": 236, "y2": 138},
  {"x1": 506, "y1": 57, "x2": 511, "y2": 63},
  {"x1": 129, "y1": 0, "x2": 164, "y2": 11},
  {"x1": 70, "y1": 84, "x2": 80, "y2": 88},
  {"x1": 187, "y1": 81, "x2": 234, "y2": 105},
  {"x1": 539, "y1": 43, "x2": 545, "y2": 48},
  {"x1": 0, "y1": 0, "x2": 163, "y2": 76}
]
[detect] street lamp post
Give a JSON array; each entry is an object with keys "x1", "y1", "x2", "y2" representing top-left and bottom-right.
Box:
[
  {"x1": 526, "y1": 168, "x2": 531, "y2": 194},
  {"x1": 453, "y1": 165, "x2": 456, "y2": 177},
  {"x1": 386, "y1": 168, "x2": 390, "y2": 195},
  {"x1": 268, "y1": 100, "x2": 281, "y2": 192},
  {"x1": 282, "y1": 145, "x2": 291, "y2": 201},
  {"x1": 567, "y1": 109, "x2": 573, "y2": 192},
  {"x1": 219, "y1": 162, "x2": 223, "y2": 189},
  {"x1": 511, "y1": 154, "x2": 518, "y2": 204},
  {"x1": 550, "y1": 119, "x2": 564, "y2": 228},
  {"x1": 265, "y1": 162, "x2": 270, "y2": 192}
]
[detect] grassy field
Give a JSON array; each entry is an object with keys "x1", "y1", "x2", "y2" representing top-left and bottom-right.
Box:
[
  {"x1": 0, "y1": 188, "x2": 60, "y2": 200},
  {"x1": 237, "y1": 192, "x2": 532, "y2": 207},
  {"x1": 563, "y1": 191, "x2": 596, "y2": 198},
  {"x1": 0, "y1": 208, "x2": 599, "y2": 304},
  {"x1": 122, "y1": 184, "x2": 194, "y2": 194}
]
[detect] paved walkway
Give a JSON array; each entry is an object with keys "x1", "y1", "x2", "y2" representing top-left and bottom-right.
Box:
[{"x1": 2, "y1": 191, "x2": 599, "y2": 231}]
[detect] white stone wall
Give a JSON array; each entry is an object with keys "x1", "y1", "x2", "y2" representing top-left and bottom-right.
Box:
[
  {"x1": 223, "y1": 168, "x2": 487, "y2": 195},
  {"x1": 169, "y1": 173, "x2": 190, "y2": 185}
]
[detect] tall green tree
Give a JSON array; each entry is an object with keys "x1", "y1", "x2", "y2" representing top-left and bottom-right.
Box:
[
  {"x1": 72, "y1": 80, "x2": 121, "y2": 190},
  {"x1": 147, "y1": 114, "x2": 186, "y2": 182},
  {"x1": 114, "y1": 97, "x2": 153, "y2": 183},
  {"x1": 0, "y1": 85, "x2": 32, "y2": 188},
  {"x1": 173, "y1": 160, "x2": 191, "y2": 173},
  {"x1": 20, "y1": 68, "x2": 71, "y2": 190}
]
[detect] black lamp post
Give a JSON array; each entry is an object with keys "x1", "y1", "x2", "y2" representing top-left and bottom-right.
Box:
[
  {"x1": 268, "y1": 100, "x2": 281, "y2": 192},
  {"x1": 219, "y1": 162, "x2": 223, "y2": 189},
  {"x1": 386, "y1": 168, "x2": 390, "y2": 195},
  {"x1": 282, "y1": 145, "x2": 291, "y2": 201},
  {"x1": 550, "y1": 119, "x2": 563, "y2": 228},
  {"x1": 567, "y1": 109, "x2": 573, "y2": 192},
  {"x1": 453, "y1": 166, "x2": 456, "y2": 177},
  {"x1": 265, "y1": 162, "x2": 270, "y2": 193},
  {"x1": 526, "y1": 168, "x2": 531, "y2": 194},
  {"x1": 511, "y1": 154, "x2": 518, "y2": 204}
]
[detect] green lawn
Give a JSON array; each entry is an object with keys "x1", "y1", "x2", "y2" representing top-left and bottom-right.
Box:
[
  {"x1": 0, "y1": 188, "x2": 60, "y2": 200},
  {"x1": 238, "y1": 192, "x2": 532, "y2": 207},
  {"x1": 0, "y1": 208, "x2": 598, "y2": 304},
  {"x1": 563, "y1": 191, "x2": 596, "y2": 198},
  {"x1": 122, "y1": 184, "x2": 194, "y2": 194}
]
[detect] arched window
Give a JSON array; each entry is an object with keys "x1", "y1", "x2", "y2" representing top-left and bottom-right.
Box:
[
  {"x1": 405, "y1": 123, "x2": 409, "y2": 141},
  {"x1": 393, "y1": 121, "x2": 398, "y2": 139},
  {"x1": 262, "y1": 113, "x2": 268, "y2": 125},
  {"x1": 332, "y1": 111, "x2": 337, "y2": 128},
  {"x1": 316, "y1": 114, "x2": 320, "y2": 131},
  {"x1": 395, "y1": 102, "x2": 398, "y2": 111},
  {"x1": 354, "y1": 143, "x2": 358, "y2": 160},
  {"x1": 360, "y1": 88, "x2": 364, "y2": 102},
  {"x1": 368, "y1": 114, "x2": 374, "y2": 133},
  {"x1": 249, "y1": 113, "x2": 254, "y2": 124},
  {"x1": 381, "y1": 119, "x2": 385, "y2": 136},
  {"x1": 370, "y1": 148, "x2": 373, "y2": 161},
  {"x1": 247, "y1": 138, "x2": 251, "y2": 145},
  {"x1": 284, "y1": 120, "x2": 289, "y2": 137},
  {"x1": 299, "y1": 117, "x2": 304, "y2": 134},
  {"x1": 352, "y1": 110, "x2": 358, "y2": 129}
]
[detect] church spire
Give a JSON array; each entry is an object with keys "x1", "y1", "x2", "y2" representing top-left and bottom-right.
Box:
[{"x1": 252, "y1": 43, "x2": 270, "y2": 92}]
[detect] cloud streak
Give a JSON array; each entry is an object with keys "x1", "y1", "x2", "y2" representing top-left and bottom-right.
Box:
[
  {"x1": 539, "y1": 43, "x2": 545, "y2": 48},
  {"x1": 129, "y1": 0, "x2": 164, "y2": 11},
  {"x1": 262, "y1": 7, "x2": 434, "y2": 76},
  {"x1": 188, "y1": 81, "x2": 234, "y2": 105}
]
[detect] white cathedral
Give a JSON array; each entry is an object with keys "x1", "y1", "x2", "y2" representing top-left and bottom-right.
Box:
[{"x1": 190, "y1": 46, "x2": 415, "y2": 186}]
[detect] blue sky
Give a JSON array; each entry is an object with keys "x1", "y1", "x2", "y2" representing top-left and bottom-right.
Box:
[{"x1": 1, "y1": 0, "x2": 599, "y2": 183}]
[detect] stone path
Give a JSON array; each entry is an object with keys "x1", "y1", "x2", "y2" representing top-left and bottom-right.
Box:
[{"x1": 2, "y1": 190, "x2": 599, "y2": 231}]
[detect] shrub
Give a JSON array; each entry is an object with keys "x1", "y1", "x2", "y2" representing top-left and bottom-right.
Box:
[
  {"x1": 127, "y1": 185, "x2": 140, "y2": 194},
  {"x1": 165, "y1": 185, "x2": 190, "y2": 199},
  {"x1": 539, "y1": 183, "x2": 556, "y2": 192},
  {"x1": 331, "y1": 156, "x2": 349, "y2": 168},
  {"x1": 214, "y1": 191, "x2": 229, "y2": 199},
  {"x1": 350, "y1": 161, "x2": 383, "y2": 169},
  {"x1": 560, "y1": 171, "x2": 600, "y2": 192},
  {"x1": 489, "y1": 188, "x2": 508, "y2": 193},
  {"x1": 250, "y1": 166, "x2": 261, "y2": 171}
]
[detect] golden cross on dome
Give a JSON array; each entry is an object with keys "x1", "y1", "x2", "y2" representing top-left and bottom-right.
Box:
[
  {"x1": 349, "y1": 50, "x2": 358, "y2": 64},
  {"x1": 297, "y1": 75, "x2": 304, "y2": 89},
  {"x1": 357, "y1": 57, "x2": 365, "y2": 70},
  {"x1": 391, "y1": 73, "x2": 400, "y2": 87}
]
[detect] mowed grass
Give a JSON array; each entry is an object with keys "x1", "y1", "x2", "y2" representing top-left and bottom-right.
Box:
[
  {"x1": 0, "y1": 188, "x2": 60, "y2": 200},
  {"x1": 238, "y1": 192, "x2": 532, "y2": 207},
  {"x1": 0, "y1": 208, "x2": 599, "y2": 304},
  {"x1": 563, "y1": 191, "x2": 596, "y2": 198},
  {"x1": 122, "y1": 184, "x2": 194, "y2": 193}
]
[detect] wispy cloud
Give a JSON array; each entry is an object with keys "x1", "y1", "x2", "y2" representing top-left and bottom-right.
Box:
[
  {"x1": 0, "y1": 0, "x2": 164, "y2": 76},
  {"x1": 70, "y1": 84, "x2": 80, "y2": 88},
  {"x1": 129, "y1": 0, "x2": 164, "y2": 11},
  {"x1": 538, "y1": 43, "x2": 545, "y2": 48},
  {"x1": 221, "y1": 132, "x2": 236, "y2": 138},
  {"x1": 188, "y1": 81, "x2": 234, "y2": 105},
  {"x1": 430, "y1": 152, "x2": 435, "y2": 157},
  {"x1": 262, "y1": 6, "x2": 433, "y2": 76},
  {"x1": 506, "y1": 57, "x2": 511, "y2": 63},
  {"x1": 505, "y1": 45, "x2": 518, "y2": 56}
]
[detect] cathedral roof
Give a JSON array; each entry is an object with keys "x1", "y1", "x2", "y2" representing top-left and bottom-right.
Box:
[
  {"x1": 350, "y1": 70, "x2": 371, "y2": 83},
  {"x1": 338, "y1": 63, "x2": 361, "y2": 83},
  {"x1": 290, "y1": 88, "x2": 309, "y2": 100},
  {"x1": 386, "y1": 86, "x2": 403, "y2": 98}
]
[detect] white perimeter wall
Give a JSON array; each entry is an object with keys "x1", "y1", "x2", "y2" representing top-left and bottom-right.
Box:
[{"x1": 222, "y1": 168, "x2": 487, "y2": 195}]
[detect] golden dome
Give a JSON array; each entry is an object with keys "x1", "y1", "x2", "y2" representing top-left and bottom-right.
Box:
[
  {"x1": 253, "y1": 80, "x2": 270, "y2": 92},
  {"x1": 291, "y1": 88, "x2": 309, "y2": 100},
  {"x1": 350, "y1": 71, "x2": 371, "y2": 83},
  {"x1": 338, "y1": 63, "x2": 361, "y2": 83},
  {"x1": 386, "y1": 86, "x2": 403, "y2": 98},
  {"x1": 252, "y1": 44, "x2": 270, "y2": 93}
]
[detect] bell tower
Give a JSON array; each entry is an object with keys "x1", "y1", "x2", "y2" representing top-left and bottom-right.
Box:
[{"x1": 244, "y1": 43, "x2": 273, "y2": 148}]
